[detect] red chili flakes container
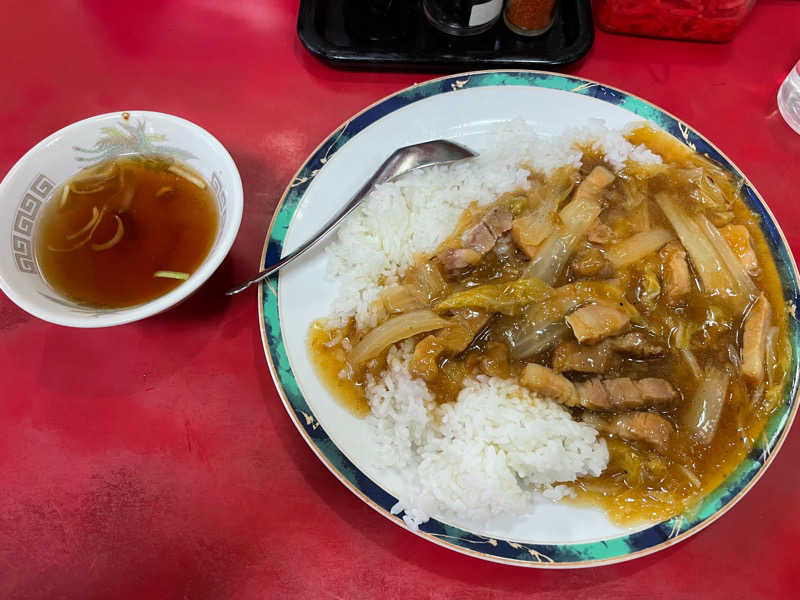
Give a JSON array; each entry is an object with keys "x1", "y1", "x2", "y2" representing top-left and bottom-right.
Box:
[{"x1": 594, "y1": 0, "x2": 757, "y2": 42}]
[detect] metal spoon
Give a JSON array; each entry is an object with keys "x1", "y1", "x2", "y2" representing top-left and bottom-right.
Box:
[{"x1": 225, "y1": 139, "x2": 477, "y2": 296}]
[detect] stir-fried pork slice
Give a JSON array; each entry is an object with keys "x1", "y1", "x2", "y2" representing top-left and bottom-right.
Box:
[
  {"x1": 720, "y1": 224, "x2": 759, "y2": 276},
  {"x1": 511, "y1": 213, "x2": 553, "y2": 258},
  {"x1": 462, "y1": 219, "x2": 498, "y2": 255},
  {"x1": 520, "y1": 364, "x2": 578, "y2": 406},
  {"x1": 553, "y1": 332, "x2": 665, "y2": 375},
  {"x1": 438, "y1": 206, "x2": 512, "y2": 272},
  {"x1": 461, "y1": 206, "x2": 512, "y2": 254},
  {"x1": 552, "y1": 340, "x2": 613, "y2": 374},
  {"x1": 606, "y1": 332, "x2": 665, "y2": 358},
  {"x1": 587, "y1": 221, "x2": 614, "y2": 245},
  {"x1": 577, "y1": 378, "x2": 611, "y2": 409},
  {"x1": 569, "y1": 247, "x2": 611, "y2": 279},
  {"x1": 659, "y1": 241, "x2": 691, "y2": 306},
  {"x1": 588, "y1": 411, "x2": 674, "y2": 452},
  {"x1": 600, "y1": 377, "x2": 642, "y2": 408},
  {"x1": 437, "y1": 248, "x2": 481, "y2": 271},
  {"x1": 481, "y1": 206, "x2": 514, "y2": 238},
  {"x1": 618, "y1": 412, "x2": 674, "y2": 452},
  {"x1": 565, "y1": 302, "x2": 631, "y2": 344},
  {"x1": 576, "y1": 376, "x2": 679, "y2": 410},
  {"x1": 741, "y1": 293, "x2": 771, "y2": 385},
  {"x1": 636, "y1": 378, "x2": 680, "y2": 403}
]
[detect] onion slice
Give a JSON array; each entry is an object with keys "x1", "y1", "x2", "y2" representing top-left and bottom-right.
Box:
[
  {"x1": 349, "y1": 310, "x2": 451, "y2": 366},
  {"x1": 69, "y1": 162, "x2": 120, "y2": 194},
  {"x1": 59, "y1": 185, "x2": 70, "y2": 209},
  {"x1": 66, "y1": 206, "x2": 100, "y2": 240},
  {"x1": 114, "y1": 168, "x2": 136, "y2": 213},
  {"x1": 90, "y1": 215, "x2": 124, "y2": 251},
  {"x1": 168, "y1": 165, "x2": 206, "y2": 189},
  {"x1": 153, "y1": 270, "x2": 190, "y2": 280},
  {"x1": 48, "y1": 233, "x2": 92, "y2": 252},
  {"x1": 48, "y1": 206, "x2": 106, "y2": 252},
  {"x1": 682, "y1": 367, "x2": 730, "y2": 445}
]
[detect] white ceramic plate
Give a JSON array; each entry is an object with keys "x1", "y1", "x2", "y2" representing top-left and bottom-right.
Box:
[{"x1": 259, "y1": 71, "x2": 800, "y2": 567}]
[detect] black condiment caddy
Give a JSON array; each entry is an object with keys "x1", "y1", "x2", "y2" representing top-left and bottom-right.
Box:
[{"x1": 297, "y1": 0, "x2": 594, "y2": 72}]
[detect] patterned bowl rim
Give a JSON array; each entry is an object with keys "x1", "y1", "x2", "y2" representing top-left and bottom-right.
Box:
[{"x1": 257, "y1": 69, "x2": 800, "y2": 568}]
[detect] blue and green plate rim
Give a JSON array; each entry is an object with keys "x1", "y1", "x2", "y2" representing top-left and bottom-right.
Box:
[{"x1": 257, "y1": 70, "x2": 800, "y2": 567}]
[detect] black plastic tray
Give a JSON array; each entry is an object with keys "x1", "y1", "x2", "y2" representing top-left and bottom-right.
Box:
[{"x1": 297, "y1": 0, "x2": 594, "y2": 71}]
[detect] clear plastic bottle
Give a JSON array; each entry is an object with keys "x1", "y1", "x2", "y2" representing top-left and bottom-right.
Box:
[{"x1": 778, "y1": 60, "x2": 800, "y2": 135}]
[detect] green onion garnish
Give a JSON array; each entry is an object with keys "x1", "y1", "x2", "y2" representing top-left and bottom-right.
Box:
[{"x1": 153, "y1": 270, "x2": 190, "y2": 280}]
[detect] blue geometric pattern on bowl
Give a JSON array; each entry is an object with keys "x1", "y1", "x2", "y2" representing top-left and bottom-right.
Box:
[{"x1": 259, "y1": 70, "x2": 800, "y2": 567}]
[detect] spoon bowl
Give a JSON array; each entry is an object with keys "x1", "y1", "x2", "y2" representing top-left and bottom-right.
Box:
[{"x1": 226, "y1": 139, "x2": 476, "y2": 296}]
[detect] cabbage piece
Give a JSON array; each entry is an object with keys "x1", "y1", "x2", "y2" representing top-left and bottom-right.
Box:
[
  {"x1": 654, "y1": 194, "x2": 740, "y2": 306},
  {"x1": 682, "y1": 367, "x2": 729, "y2": 445},
  {"x1": 407, "y1": 259, "x2": 448, "y2": 305},
  {"x1": 549, "y1": 280, "x2": 640, "y2": 319},
  {"x1": 626, "y1": 125, "x2": 740, "y2": 217},
  {"x1": 522, "y1": 196, "x2": 604, "y2": 283},
  {"x1": 694, "y1": 214, "x2": 757, "y2": 299},
  {"x1": 606, "y1": 228, "x2": 674, "y2": 268},
  {"x1": 509, "y1": 281, "x2": 639, "y2": 359},
  {"x1": 680, "y1": 349, "x2": 702, "y2": 380},
  {"x1": 380, "y1": 285, "x2": 420, "y2": 314},
  {"x1": 509, "y1": 321, "x2": 570, "y2": 359},
  {"x1": 636, "y1": 262, "x2": 662, "y2": 313},
  {"x1": 435, "y1": 278, "x2": 552, "y2": 316},
  {"x1": 528, "y1": 166, "x2": 578, "y2": 213},
  {"x1": 522, "y1": 167, "x2": 613, "y2": 284}
]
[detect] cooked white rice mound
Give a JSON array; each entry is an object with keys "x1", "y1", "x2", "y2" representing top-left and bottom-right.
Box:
[
  {"x1": 326, "y1": 119, "x2": 660, "y2": 329},
  {"x1": 367, "y1": 345, "x2": 608, "y2": 529}
]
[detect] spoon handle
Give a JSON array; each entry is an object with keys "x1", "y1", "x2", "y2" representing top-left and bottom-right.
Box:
[{"x1": 225, "y1": 150, "x2": 406, "y2": 296}]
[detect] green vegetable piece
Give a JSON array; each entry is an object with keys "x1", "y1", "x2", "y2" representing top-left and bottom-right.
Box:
[{"x1": 435, "y1": 278, "x2": 552, "y2": 316}]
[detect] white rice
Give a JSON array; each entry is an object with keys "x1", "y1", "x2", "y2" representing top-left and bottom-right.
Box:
[
  {"x1": 367, "y1": 345, "x2": 608, "y2": 529},
  {"x1": 321, "y1": 120, "x2": 662, "y2": 528}
]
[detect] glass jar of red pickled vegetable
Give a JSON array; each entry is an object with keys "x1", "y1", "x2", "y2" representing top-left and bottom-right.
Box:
[{"x1": 594, "y1": 0, "x2": 757, "y2": 42}]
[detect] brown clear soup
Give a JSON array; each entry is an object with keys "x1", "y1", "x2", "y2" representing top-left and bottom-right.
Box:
[{"x1": 36, "y1": 155, "x2": 218, "y2": 308}]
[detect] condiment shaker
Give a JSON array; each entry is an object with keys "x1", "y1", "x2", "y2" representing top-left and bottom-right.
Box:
[{"x1": 423, "y1": 0, "x2": 503, "y2": 36}]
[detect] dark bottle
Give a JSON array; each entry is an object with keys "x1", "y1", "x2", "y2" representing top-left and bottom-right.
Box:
[
  {"x1": 422, "y1": 0, "x2": 503, "y2": 36},
  {"x1": 345, "y1": 0, "x2": 412, "y2": 42}
]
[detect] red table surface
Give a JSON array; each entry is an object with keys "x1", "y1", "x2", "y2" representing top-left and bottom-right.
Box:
[{"x1": 2, "y1": 1, "x2": 800, "y2": 598}]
